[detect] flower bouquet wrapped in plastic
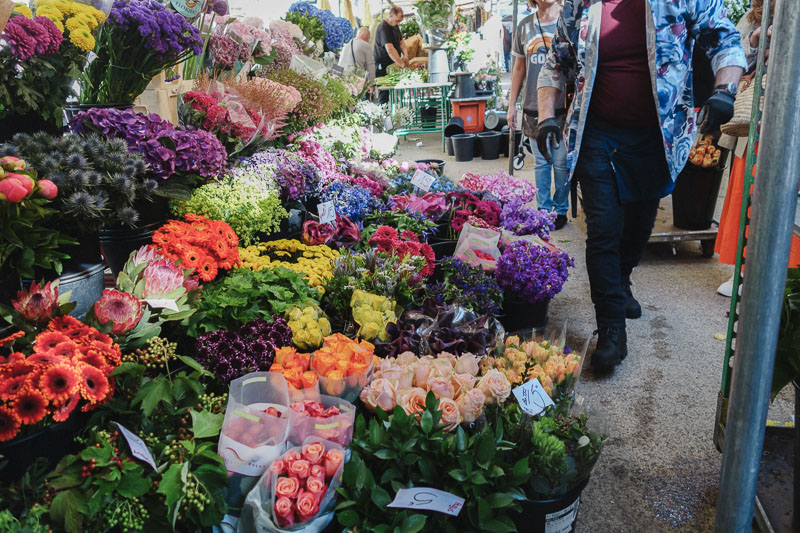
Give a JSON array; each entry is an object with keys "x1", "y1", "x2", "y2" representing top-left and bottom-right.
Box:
[
  {"x1": 286, "y1": 396, "x2": 355, "y2": 447},
  {"x1": 310, "y1": 334, "x2": 375, "y2": 402}
]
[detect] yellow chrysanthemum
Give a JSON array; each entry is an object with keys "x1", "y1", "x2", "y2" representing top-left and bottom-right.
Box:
[
  {"x1": 13, "y1": 3, "x2": 33, "y2": 17},
  {"x1": 68, "y1": 27, "x2": 95, "y2": 52},
  {"x1": 39, "y1": 13, "x2": 64, "y2": 31},
  {"x1": 36, "y1": 5, "x2": 64, "y2": 20},
  {"x1": 65, "y1": 16, "x2": 88, "y2": 33},
  {"x1": 73, "y1": 11, "x2": 98, "y2": 29}
]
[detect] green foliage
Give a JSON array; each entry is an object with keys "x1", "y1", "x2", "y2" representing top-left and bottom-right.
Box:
[
  {"x1": 265, "y1": 69, "x2": 337, "y2": 132},
  {"x1": 284, "y1": 11, "x2": 326, "y2": 43},
  {"x1": 187, "y1": 267, "x2": 321, "y2": 337},
  {"x1": 724, "y1": 0, "x2": 751, "y2": 24},
  {"x1": 0, "y1": 505, "x2": 50, "y2": 532},
  {"x1": 171, "y1": 172, "x2": 288, "y2": 246},
  {"x1": 337, "y1": 395, "x2": 528, "y2": 532},
  {"x1": 328, "y1": 250, "x2": 424, "y2": 311},
  {"x1": 325, "y1": 75, "x2": 356, "y2": 118},
  {"x1": 414, "y1": 0, "x2": 455, "y2": 31},
  {"x1": 400, "y1": 19, "x2": 421, "y2": 39},
  {"x1": 772, "y1": 268, "x2": 800, "y2": 399}
]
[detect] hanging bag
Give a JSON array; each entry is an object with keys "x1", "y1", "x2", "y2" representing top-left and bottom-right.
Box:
[{"x1": 720, "y1": 75, "x2": 763, "y2": 138}]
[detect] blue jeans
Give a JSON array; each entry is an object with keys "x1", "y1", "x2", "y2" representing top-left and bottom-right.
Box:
[
  {"x1": 534, "y1": 139, "x2": 569, "y2": 215},
  {"x1": 574, "y1": 119, "x2": 668, "y2": 329}
]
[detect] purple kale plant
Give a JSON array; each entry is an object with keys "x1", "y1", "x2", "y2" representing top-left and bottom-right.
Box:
[{"x1": 494, "y1": 241, "x2": 574, "y2": 304}]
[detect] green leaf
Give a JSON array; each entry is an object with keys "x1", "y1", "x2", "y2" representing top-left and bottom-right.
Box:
[
  {"x1": 369, "y1": 418, "x2": 385, "y2": 446},
  {"x1": 417, "y1": 456, "x2": 437, "y2": 482},
  {"x1": 337, "y1": 509, "x2": 359, "y2": 527},
  {"x1": 374, "y1": 449, "x2": 397, "y2": 460},
  {"x1": 116, "y1": 472, "x2": 151, "y2": 498},
  {"x1": 370, "y1": 485, "x2": 392, "y2": 508},
  {"x1": 49, "y1": 490, "x2": 87, "y2": 533},
  {"x1": 400, "y1": 513, "x2": 427, "y2": 533},
  {"x1": 477, "y1": 498, "x2": 491, "y2": 526},
  {"x1": 455, "y1": 426, "x2": 468, "y2": 452},
  {"x1": 190, "y1": 409, "x2": 224, "y2": 439},
  {"x1": 420, "y1": 410, "x2": 434, "y2": 434},
  {"x1": 132, "y1": 378, "x2": 172, "y2": 416},
  {"x1": 512, "y1": 457, "x2": 530, "y2": 479},
  {"x1": 487, "y1": 492, "x2": 515, "y2": 508},
  {"x1": 470, "y1": 471, "x2": 488, "y2": 485},
  {"x1": 475, "y1": 434, "x2": 496, "y2": 469},
  {"x1": 176, "y1": 355, "x2": 210, "y2": 376},
  {"x1": 158, "y1": 462, "x2": 185, "y2": 527},
  {"x1": 483, "y1": 519, "x2": 517, "y2": 532},
  {"x1": 448, "y1": 469, "x2": 468, "y2": 482}
]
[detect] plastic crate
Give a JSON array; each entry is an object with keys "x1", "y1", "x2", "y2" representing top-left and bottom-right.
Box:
[{"x1": 452, "y1": 100, "x2": 486, "y2": 133}]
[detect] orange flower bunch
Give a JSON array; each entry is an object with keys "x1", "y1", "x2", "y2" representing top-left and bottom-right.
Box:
[
  {"x1": 270, "y1": 347, "x2": 319, "y2": 391},
  {"x1": 151, "y1": 213, "x2": 241, "y2": 282},
  {"x1": 310, "y1": 334, "x2": 375, "y2": 380},
  {"x1": 0, "y1": 316, "x2": 121, "y2": 442}
]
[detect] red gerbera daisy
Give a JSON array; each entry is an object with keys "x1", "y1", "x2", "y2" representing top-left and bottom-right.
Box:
[
  {"x1": 13, "y1": 388, "x2": 49, "y2": 425},
  {"x1": 34, "y1": 331, "x2": 70, "y2": 352},
  {"x1": 77, "y1": 364, "x2": 110, "y2": 404},
  {"x1": 181, "y1": 245, "x2": 206, "y2": 270},
  {"x1": 63, "y1": 325, "x2": 91, "y2": 340},
  {"x1": 47, "y1": 315, "x2": 85, "y2": 333},
  {"x1": 0, "y1": 330, "x2": 25, "y2": 348},
  {"x1": 27, "y1": 353, "x2": 67, "y2": 367},
  {"x1": 83, "y1": 329, "x2": 113, "y2": 347},
  {"x1": 0, "y1": 375, "x2": 27, "y2": 401},
  {"x1": 75, "y1": 350, "x2": 112, "y2": 373},
  {"x1": 51, "y1": 392, "x2": 80, "y2": 422},
  {"x1": 0, "y1": 405, "x2": 21, "y2": 442},
  {"x1": 49, "y1": 341, "x2": 79, "y2": 358},
  {"x1": 40, "y1": 364, "x2": 79, "y2": 404},
  {"x1": 6, "y1": 361, "x2": 34, "y2": 378}
]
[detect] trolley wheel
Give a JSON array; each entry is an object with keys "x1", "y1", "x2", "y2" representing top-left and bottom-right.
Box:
[
  {"x1": 513, "y1": 155, "x2": 525, "y2": 170},
  {"x1": 701, "y1": 239, "x2": 715, "y2": 258}
]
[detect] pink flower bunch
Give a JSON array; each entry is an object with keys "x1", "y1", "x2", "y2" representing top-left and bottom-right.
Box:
[
  {"x1": 368, "y1": 227, "x2": 435, "y2": 278},
  {"x1": 268, "y1": 19, "x2": 302, "y2": 70},
  {"x1": 228, "y1": 20, "x2": 271, "y2": 57},
  {"x1": 447, "y1": 192, "x2": 502, "y2": 232},
  {"x1": 390, "y1": 192, "x2": 447, "y2": 220},
  {"x1": 293, "y1": 139, "x2": 341, "y2": 184},
  {"x1": 1, "y1": 15, "x2": 62, "y2": 61},
  {"x1": 460, "y1": 170, "x2": 537, "y2": 206},
  {"x1": 209, "y1": 34, "x2": 238, "y2": 68},
  {"x1": 0, "y1": 156, "x2": 57, "y2": 203}
]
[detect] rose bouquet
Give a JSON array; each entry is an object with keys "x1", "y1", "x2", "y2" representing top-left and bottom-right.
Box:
[
  {"x1": 151, "y1": 214, "x2": 241, "y2": 281},
  {"x1": 0, "y1": 316, "x2": 120, "y2": 442},
  {"x1": 80, "y1": 0, "x2": 202, "y2": 104},
  {"x1": 494, "y1": 241, "x2": 574, "y2": 305},
  {"x1": 240, "y1": 240, "x2": 338, "y2": 288},
  {"x1": 368, "y1": 226, "x2": 435, "y2": 278},
  {"x1": 237, "y1": 149, "x2": 318, "y2": 202},
  {"x1": 426, "y1": 257, "x2": 503, "y2": 316},
  {"x1": 195, "y1": 317, "x2": 293, "y2": 385},
  {"x1": 0, "y1": 1, "x2": 105, "y2": 132},
  {"x1": 302, "y1": 215, "x2": 362, "y2": 250},
  {"x1": 500, "y1": 199, "x2": 556, "y2": 240},
  {"x1": 286, "y1": 397, "x2": 355, "y2": 446},
  {"x1": 297, "y1": 120, "x2": 370, "y2": 163},
  {"x1": 311, "y1": 333, "x2": 375, "y2": 401},
  {"x1": 271, "y1": 346, "x2": 319, "y2": 395},
  {"x1": 460, "y1": 170, "x2": 537, "y2": 207}
]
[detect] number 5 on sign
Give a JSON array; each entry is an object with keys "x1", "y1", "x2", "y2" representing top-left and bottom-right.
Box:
[
  {"x1": 317, "y1": 201, "x2": 336, "y2": 224},
  {"x1": 411, "y1": 169, "x2": 436, "y2": 192},
  {"x1": 387, "y1": 488, "x2": 465, "y2": 516},
  {"x1": 512, "y1": 378, "x2": 555, "y2": 416}
]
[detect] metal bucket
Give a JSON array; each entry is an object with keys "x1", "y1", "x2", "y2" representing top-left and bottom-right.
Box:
[
  {"x1": 428, "y1": 47, "x2": 449, "y2": 84},
  {"x1": 57, "y1": 263, "x2": 106, "y2": 319}
]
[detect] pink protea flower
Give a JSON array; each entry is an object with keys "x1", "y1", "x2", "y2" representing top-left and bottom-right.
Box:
[
  {"x1": 142, "y1": 260, "x2": 185, "y2": 297},
  {"x1": 12, "y1": 281, "x2": 59, "y2": 323},
  {"x1": 93, "y1": 289, "x2": 143, "y2": 335},
  {"x1": 129, "y1": 245, "x2": 165, "y2": 267}
]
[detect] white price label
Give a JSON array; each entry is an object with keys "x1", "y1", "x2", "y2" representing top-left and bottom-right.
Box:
[
  {"x1": 317, "y1": 201, "x2": 336, "y2": 224},
  {"x1": 387, "y1": 488, "x2": 464, "y2": 516},
  {"x1": 411, "y1": 169, "x2": 436, "y2": 192},
  {"x1": 545, "y1": 496, "x2": 581, "y2": 533},
  {"x1": 115, "y1": 422, "x2": 158, "y2": 471},
  {"x1": 86, "y1": 51, "x2": 98, "y2": 64},
  {"x1": 512, "y1": 378, "x2": 555, "y2": 416}
]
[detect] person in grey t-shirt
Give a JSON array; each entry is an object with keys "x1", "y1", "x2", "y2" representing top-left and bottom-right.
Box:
[
  {"x1": 338, "y1": 27, "x2": 376, "y2": 85},
  {"x1": 508, "y1": 0, "x2": 569, "y2": 229}
]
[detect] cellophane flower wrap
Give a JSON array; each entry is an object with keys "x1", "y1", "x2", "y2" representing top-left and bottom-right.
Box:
[
  {"x1": 285, "y1": 396, "x2": 355, "y2": 446},
  {"x1": 212, "y1": 77, "x2": 302, "y2": 142},
  {"x1": 311, "y1": 334, "x2": 375, "y2": 403},
  {"x1": 80, "y1": 0, "x2": 202, "y2": 104},
  {"x1": 0, "y1": 316, "x2": 120, "y2": 442},
  {"x1": 494, "y1": 241, "x2": 574, "y2": 304}
]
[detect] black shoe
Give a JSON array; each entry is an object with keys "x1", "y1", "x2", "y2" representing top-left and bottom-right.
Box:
[
  {"x1": 624, "y1": 282, "x2": 642, "y2": 319},
  {"x1": 553, "y1": 214, "x2": 568, "y2": 230},
  {"x1": 590, "y1": 327, "x2": 628, "y2": 372}
]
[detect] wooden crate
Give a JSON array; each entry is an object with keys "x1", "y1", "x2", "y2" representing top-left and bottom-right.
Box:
[{"x1": 133, "y1": 72, "x2": 194, "y2": 125}]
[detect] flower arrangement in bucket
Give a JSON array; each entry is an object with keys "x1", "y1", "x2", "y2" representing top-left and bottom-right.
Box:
[{"x1": 286, "y1": 1, "x2": 353, "y2": 53}]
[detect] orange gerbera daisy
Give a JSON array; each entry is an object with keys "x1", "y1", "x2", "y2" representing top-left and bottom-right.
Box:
[
  {"x1": 47, "y1": 315, "x2": 85, "y2": 333},
  {"x1": 0, "y1": 375, "x2": 27, "y2": 401},
  {"x1": 77, "y1": 364, "x2": 110, "y2": 404},
  {"x1": 75, "y1": 350, "x2": 111, "y2": 373},
  {"x1": 0, "y1": 330, "x2": 25, "y2": 348},
  {"x1": 13, "y1": 388, "x2": 48, "y2": 425},
  {"x1": 196, "y1": 254, "x2": 218, "y2": 282},
  {"x1": 180, "y1": 245, "x2": 206, "y2": 270},
  {"x1": 51, "y1": 392, "x2": 80, "y2": 422},
  {"x1": 6, "y1": 360, "x2": 34, "y2": 378},
  {"x1": 40, "y1": 364, "x2": 79, "y2": 404},
  {"x1": 0, "y1": 405, "x2": 21, "y2": 442},
  {"x1": 34, "y1": 331, "x2": 70, "y2": 352},
  {"x1": 83, "y1": 329, "x2": 113, "y2": 347},
  {"x1": 63, "y1": 325, "x2": 91, "y2": 341}
]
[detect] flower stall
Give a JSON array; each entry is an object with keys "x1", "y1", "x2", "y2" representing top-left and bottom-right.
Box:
[{"x1": 0, "y1": 1, "x2": 605, "y2": 532}]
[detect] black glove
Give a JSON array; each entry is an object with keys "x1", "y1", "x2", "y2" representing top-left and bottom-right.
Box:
[
  {"x1": 535, "y1": 117, "x2": 562, "y2": 163},
  {"x1": 698, "y1": 90, "x2": 736, "y2": 134}
]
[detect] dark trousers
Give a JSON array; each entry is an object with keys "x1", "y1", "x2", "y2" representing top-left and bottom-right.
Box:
[{"x1": 574, "y1": 119, "x2": 668, "y2": 329}]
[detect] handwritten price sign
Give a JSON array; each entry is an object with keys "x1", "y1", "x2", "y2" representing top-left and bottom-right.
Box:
[
  {"x1": 411, "y1": 169, "x2": 436, "y2": 192},
  {"x1": 387, "y1": 488, "x2": 465, "y2": 516},
  {"x1": 317, "y1": 201, "x2": 336, "y2": 224},
  {"x1": 512, "y1": 378, "x2": 555, "y2": 416},
  {"x1": 115, "y1": 422, "x2": 157, "y2": 471}
]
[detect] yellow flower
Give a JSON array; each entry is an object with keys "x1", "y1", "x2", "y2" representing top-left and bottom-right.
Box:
[
  {"x1": 69, "y1": 27, "x2": 95, "y2": 51},
  {"x1": 13, "y1": 3, "x2": 33, "y2": 17},
  {"x1": 38, "y1": 13, "x2": 64, "y2": 31},
  {"x1": 65, "y1": 16, "x2": 88, "y2": 32},
  {"x1": 73, "y1": 11, "x2": 98, "y2": 29},
  {"x1": 36, "y1": 5, "x2": 64, "y2": 20}
]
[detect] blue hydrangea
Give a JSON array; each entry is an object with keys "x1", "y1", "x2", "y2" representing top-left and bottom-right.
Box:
[
  {"x1": 288, "y1": 1, "x2": 353, "y2": 51},
  {"x1": 321, "y1": 181, "x2": 380, "y2": 222}
]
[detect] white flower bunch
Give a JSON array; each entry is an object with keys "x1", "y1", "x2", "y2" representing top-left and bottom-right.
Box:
[{"x1": 724, "y1": 0, "x2": 750, "y2": 23}]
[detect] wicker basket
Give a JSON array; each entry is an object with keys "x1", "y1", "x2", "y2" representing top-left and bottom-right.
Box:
[{"x1": 720, "y1": 75, "x2": 765, "y2": 138}]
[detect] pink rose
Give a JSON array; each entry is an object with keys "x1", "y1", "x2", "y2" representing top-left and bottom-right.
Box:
[
  {"x1": 271, "y1": 459, "x2": 287, "y2": 476},
  {"x1": 477, "y1": 370, "x2": 512, "y2": 405},
  {"x1": 360, "y1": 378, "x2": 396, "y2": 412},
  {"x1": 301, "y1": 442, "x2": 326, "y2": 465},
  {"x1": 275, "y1": 476, "x2": 300, "y2": 499},
  {"x1": 381, "y1": 368, "x2": 413, "y2": 390},
  {"x1": 431, "y1": 358, "x2": 454, "y2": 379},
  {"x1": 427, "y1": 376, "x2": 455, "y2": 399},
  {"x1": 396, "y1": 351, "x2": 418, "y2": 366},
  {"x1": 456, "y1": 388, "x2": 485, "y2": 423},
  {"x1": 438, "y1": 397, "x2": 461, "y2": 432},
  {"x1": 397, "y1": 387, "x2": 427, "y2": 418},
  {"x1": 437, "y1": 351, "x2": 457, "y2": 367},
  {"x1": 288, "y1": 459, "x2": 311, "y2": 479},
  {"x1": 324, "y1": 449, "x2": 344, "y2": 480},
  {"x1": 454, "y1": 353, "x2": 480, "y2": 376},
  {"x1": 310, "y1": 464, "x2": 326, "y2": 480},
  {"x1": 274, "y1": 496, "x2": 295, "y2": 527},
  {"x1": 305, "y1": 476, "x2": 327, "y2": 501},
  {"x1": 296, "y1": 489, "x2": 320, "y2": 523}
]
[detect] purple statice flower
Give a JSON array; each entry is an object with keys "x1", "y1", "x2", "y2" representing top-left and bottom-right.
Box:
[
  {"x1": 69, "y1": 107, "x2": 227, "y2": 180},
  {"x1": 494, "y1": 241, "x2": 574, "y2": 304},
  {"x1": 109, "y1": 0, "x2": 202, "y2": 60},
  {"x1": 501, "y1": 200, "x2": 556, "y2": 240},
  {"x1": 427, "y1": 257, "x2": 503, "y2": 315},
  {"x1": 236, "y1": 149, "x2": 318, "y2": 201}
]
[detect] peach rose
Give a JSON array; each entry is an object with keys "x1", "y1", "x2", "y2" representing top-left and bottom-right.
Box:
[
  {"x1": 427, "y1": 376, "x2": 455, "y2": 399},
  {"x1": 382, "y1": 368, "x2": 413, "y2": 390},
  {"x1": 477, "y1": 369, "x2": 512, "y2": 405},
  {"x1": 296, "y1": 489, "x2": 320, "y2": 523},
  {"x1": 288, "y1": 459, "x2": 311, "y2": 479},
  {"x1": 456, "y1": 388, "x2": 485, "y2": 423},
  {"x1": 398, "y1": 387, "x2": 427, "y2": 418},
  {"x1": 452, "y1": 373, "x2": 477, "y2": 398},
  {"x1": 436, "y1": 351, "x2": 457, "y2": 367},
  {"x1": 412, "y1": 360, "x2": 433, "y2": 388},
  {"x1": 324, "y1": 448, "x2": 344, "y2": 480},
  {"x1": 396, "y1": 351, "x2": 418, "y2": 366},
  {"x1": 271, "y1": 459, "x2": 287, "y2": 476},
  {"x1": 360, "y1": 377, "x2": 396, "y2": 412},
  {"x1": 454, "y1": 353, "x2": 480, "y2": 376},
  {"x1": 275, "y1": 476, "x2": 300, "y2": 499},
  {"x1": 438, "y1": 397, "x2": 461, "y2": 432},
  {"x1": 431, "y1": 358, "x2": 454, "y2": 379},
  {"x1": 284, "y1": 450, "x2": 301, "y2": 463},
  {"x1": 274, "y1": 496, "x2": 295, "y2": 527},
  {"x1": 302, "y1": 442, "x2": 326, "y2": 465}
]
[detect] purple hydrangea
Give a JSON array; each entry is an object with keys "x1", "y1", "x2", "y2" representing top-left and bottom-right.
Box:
[
  {"x1": 195, "y1": 316, "x2": 293, "y2": 385},
  {"x1": 500, "y1": 200, "x2": 556, "y2": 240},
  {"x1": 69, "y1": 107, "x2": 227, "y2": 180},
  {"x1": 494, "y1": 241, "x2": 574, "y2": 304},
  {"x1": 109, "y1": 0, "x2": 202, "y2": 60}
]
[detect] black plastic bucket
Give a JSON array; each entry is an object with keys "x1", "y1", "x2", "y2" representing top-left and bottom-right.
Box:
[
  {"x1": 501, "y1": 296, "x2": 550, "y2": 331},
  {"x1": 446, "y1": 136, "x2": 455, "y2": 156},
  {"x1": 671, "y1": 151, "x2": 728, "y2": 230},
  {"x1": 445, "y1": 116, "x2": 466, "y2": 137},
  {"x1": 510, "y1": 477, "x2": 590, "y2": 533},
  {"x1": 452, "y1": 134, "x2": 476, "y2": 162},
  {"x1": 485, "y1": 110, "x2": 508, "y2": 131},
  {"x1": 415, "y1": 159, "x2": 446, "y2": 174},
  {"x1": 430, "y1": 239, "x2": 458, "y2": 261},
  {"x1": 478, "y1": 131, "x2": 501, "y2": 160},
  {"x1": 420, "y1": 105, "x2": 438, "y2": 127},
  {"x1": 99, "y1": 220, "x2": 165, "y2": 277},
  {"x1": 500, "y1": 128, "x2": 523, "y2": 158}
]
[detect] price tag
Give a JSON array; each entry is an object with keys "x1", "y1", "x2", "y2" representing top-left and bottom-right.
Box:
[
  {"x1": 387, "y1": 488, "x2": 465, "y2": 516},
  {"x1": 86, "y1": 51, "x2": 98, "y2": 64},
  {"x1": 331, "y1": 65, "x2": 345, "y2": 78},
  {"x1": 317, "y1": 201, "x2": 336, "y2": 224},
  {"x1": 512, "y1": 378, "x2": 555, "y2": 416},
  {"x1": 411, "y1": 169, "x2": 436, "y2": 192},
  {"x1": 115, "y1": 422, "x2": 157, "y2": 471}
]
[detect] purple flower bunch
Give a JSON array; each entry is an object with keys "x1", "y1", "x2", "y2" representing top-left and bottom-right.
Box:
[
  {"x1": 494, "y1": 241, "x2": 574, "y2": 304},
  {"x1": 195, "y1": 316, "x2": 293, "y2": 385},
  {"x1": 70, "y1": 107, "x2": 227, "y2": 180},
  {"x1": 1, "y1": 15, "x2": 62, "y2": 60},
  {"x1": 108, "y1": 0, "x2": 202, "y2": 61},
  {"x1": 205, "y1": 0, "x2": 229, "y2": 15},
  {"x1": 500, "y1": 200, "x2": 556, "y2": 240},
  {"x1": 461, "y1": 170, "x2": 537, "y2": 206},
  {"x1": 237, "y1": 149, "x2": 319, "y2": 201},
  {"x1": 427, "y1": 257, "x2": 503, "y2": 316},
  {"x1": 292, "y1": 139, "x2": 343, "y2": 186},
  {"x1": 268, "y1": 20, "x2": 302, "y2": 71}
]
